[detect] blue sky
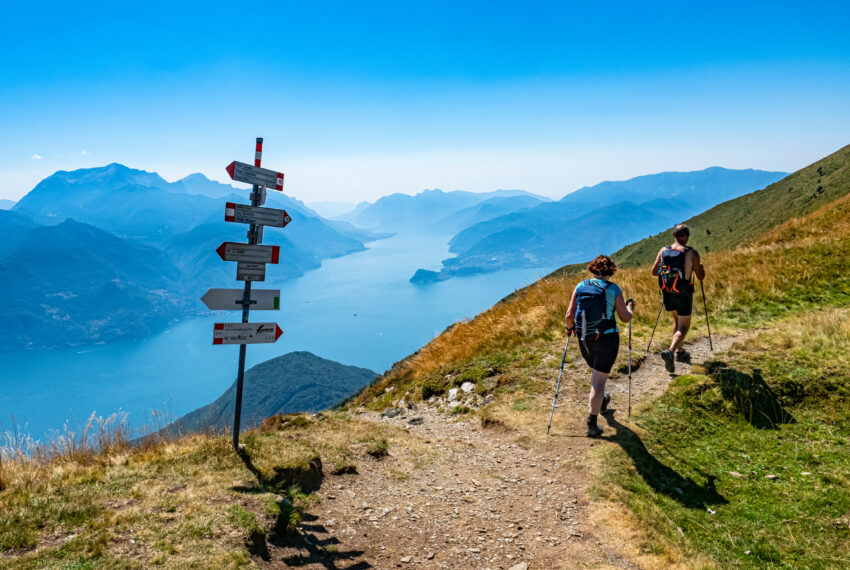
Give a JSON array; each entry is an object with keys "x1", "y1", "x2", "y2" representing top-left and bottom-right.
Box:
[{"x1": 1, "y1": 1, "x2": 849, "y2": 202}]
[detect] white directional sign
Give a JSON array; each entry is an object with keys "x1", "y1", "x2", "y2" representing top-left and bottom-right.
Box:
[
  {"x1": 225, "y1": 202, "x2": 291, "y2": 228},
  {"x1": 216, "y1": 242, "x2": 280, "y2": 264},
  {"x1": 213, "y1": 322, "x2": 283, "y2": 345},
  {"x1": 236, "y1": 262, "x2": 266, "y2": 282},
  {"x1": 201, "y1": 288, "x2": 281, "y2": 311},
  {"x1": 226, "y1": 161, "x2": 284, "y2": 191}
]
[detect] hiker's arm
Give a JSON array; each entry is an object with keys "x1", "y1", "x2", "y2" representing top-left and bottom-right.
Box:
[
  {"x1": 615, "y1": 293, "x2": 634, "y2": 322},
  {"x1": 692, "y1": 250, "x2": 706, "y2": 281},
  {"x1": 565, "y1": 290, "x2": 577, "y2": 331},
  {"x1": 651, "y1": 249, "x2": 663, "y2": 276}
]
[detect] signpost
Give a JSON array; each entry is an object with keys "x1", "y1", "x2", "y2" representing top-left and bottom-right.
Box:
[
  {"x1": 201, "y1": 288, "x2": 281, "y2": 311},
  {"x1": 224, "y1": 202, "x2": 291, "y2": 228},
  {"x1": 203, "y1": 137, "x2": 290, "y2": 450},
  {"x1": 213, "y1": 322, "x2": 283, "y2": 345}
]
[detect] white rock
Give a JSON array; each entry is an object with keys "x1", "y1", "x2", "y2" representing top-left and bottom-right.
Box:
[
  {"x1": 507, "y1": 563, "x2": 529, "y2": 570},
  {"x1": 401, "y1": 556, "x2": 412, "y2": 563},
  {"x1": 448, "y1": 387, "x2": 459, "y2": 400},
  {"x1": 461, "y1": 381, "x2": 475, "y2": 393}
]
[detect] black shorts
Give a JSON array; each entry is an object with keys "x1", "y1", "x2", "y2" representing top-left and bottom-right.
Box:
[
  {"x1": 577, "y1": 332, "x2": 619, "y2": 374},
  {"x1": 663, "y1": 292, "x2": 693, "y2": 317}
]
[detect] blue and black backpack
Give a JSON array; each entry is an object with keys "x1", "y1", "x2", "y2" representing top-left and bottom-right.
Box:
[
  {"x1": 574, "y1": 279, "x2": 616, "y2": 340},
  {"x1": 658, "y1": 246, "x2": 693, "y2": 294}
]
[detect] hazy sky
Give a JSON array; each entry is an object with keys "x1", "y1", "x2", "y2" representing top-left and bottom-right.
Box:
[{"x1": 2, "y1": 1, "x2": 849, "y2": 203}]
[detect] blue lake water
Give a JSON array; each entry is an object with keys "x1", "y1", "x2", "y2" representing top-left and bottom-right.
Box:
[{"x1": 0, "y1": 233, "x2": 556, "y2": 439}]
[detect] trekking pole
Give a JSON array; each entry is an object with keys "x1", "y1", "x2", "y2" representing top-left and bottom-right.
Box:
[
  {"x1": 629, "y1": 319, "x2": 632, "y2": 417},
  {"x1": 700, "y1": 279, "x2": 713, "y2": 351},
  {"x1": 645, "y1": 299, "x2": 664, "y2": 353},
  {"x1": 546, "y1": 331, "x2": 572, "y2": 435}
]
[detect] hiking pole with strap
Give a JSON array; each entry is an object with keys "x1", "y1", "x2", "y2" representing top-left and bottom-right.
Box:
[
  {"x1": 645, "y1": 298, "x2": 664, "y2": 353},
  {"x1": 546, "y1": 330, "x2": 572, "y2": 435},
  {"x1": 629, "y1": 318, "x2": 634, "y2": 417},
  {"x1": 700, "y1": 279, "x2": 713, "y2": 351}
]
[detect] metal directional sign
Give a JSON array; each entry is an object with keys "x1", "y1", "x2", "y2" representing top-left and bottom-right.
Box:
[
  {"x1": 226, "y1": 161, "x2": 284, "y2": 191},
  {"x1": 236, "y1": 262, "x2": 266, "y2": 282},
  {"x1": 213, "y1": 322, "x2": 283, "y2": 345},
  {"x1": 216, "y1": 242, "x2": 280, "y2": 264},
  {"x1": 225, "y1": 202, "x2": 291, "y2": 228},
  {"x1": 201, "y1": 288, "x2": 281, "y2": 311}
]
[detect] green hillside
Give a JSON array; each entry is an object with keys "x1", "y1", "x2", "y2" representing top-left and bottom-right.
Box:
[{"x1": 612, "y1": 144, "x2": 850, "y2": 266}]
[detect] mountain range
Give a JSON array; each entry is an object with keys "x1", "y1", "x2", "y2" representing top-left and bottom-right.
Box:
[
  {"x1": 336, "y1": 188, "x2": 550, "y2": 233},
  {"x1": 416, "y1": 167, "x2": 787, "y2": 279},
  {"x1": 4, "y1": 164, "x2": 375, "y2": 349}
]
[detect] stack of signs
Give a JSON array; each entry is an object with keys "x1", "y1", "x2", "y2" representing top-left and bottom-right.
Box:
[{"x1": 201, "y1": 153, "x2": 291, "y2": 345}]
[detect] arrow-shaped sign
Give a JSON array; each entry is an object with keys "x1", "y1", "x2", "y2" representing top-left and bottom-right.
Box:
[
  {"x1": 216, "y1": 242, "x2": 280, "y2": 264},
  {"x1": 201, "y1": 289, "x2": 281, "y2": 311},
  {"x1": 226, "y1": 161, "x2": 284, "y2": 191},
  {"x1": 225, "y1": 202, "x2": 291, "y2": 228},
  {"x1": 213, "y1": 322, "x2": 283, "y2": 345}
]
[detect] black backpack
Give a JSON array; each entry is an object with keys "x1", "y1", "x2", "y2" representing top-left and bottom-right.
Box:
[
  {"x1": 574, "y1": 279, "x2": 615, "y2": 340},
  {"x1": 658, "y1": 246, "x2": 693, "y2": 294}
]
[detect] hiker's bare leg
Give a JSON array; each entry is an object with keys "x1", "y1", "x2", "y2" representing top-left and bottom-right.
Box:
[
  {"x1": 670, "y1": 315, "x2": 692, "y2": 353},
  {"x1": 668, "y1": 310, "x2": 679, "y2": 350},
  {"x1": 588, "y1": 369, "x2": 609, "y2": 415}
]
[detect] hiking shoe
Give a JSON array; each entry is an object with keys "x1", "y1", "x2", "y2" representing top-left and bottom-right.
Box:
[
  {"x1": 601, "y1": 393, "x2": 612, "y2": 415},
  {"x1": 676, "y1": 350, "x2": 690, "y2": 363},
  {"x1": 661, "y1": 349, "x2": 675, "y2": 373},
  {"x1": 586, "y1": 423, "x2": 603, "y2": 437}
]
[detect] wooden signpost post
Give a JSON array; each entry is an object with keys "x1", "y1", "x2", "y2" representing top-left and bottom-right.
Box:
[{"x1": 204, "y1": 137, "x2": 291, "y2": 450}]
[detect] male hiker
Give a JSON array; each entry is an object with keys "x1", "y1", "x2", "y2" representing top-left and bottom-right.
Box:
[
  {"x1": 651, "y1": 224, "x2": 705, "y2": 373},
  {"x1": 564, "y1": 255, "x2": 635, "y2": 437}
]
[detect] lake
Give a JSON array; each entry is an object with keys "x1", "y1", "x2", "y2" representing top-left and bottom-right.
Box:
[{"x1": 0, "y1": 233, "x2": 556, "y2": 439}]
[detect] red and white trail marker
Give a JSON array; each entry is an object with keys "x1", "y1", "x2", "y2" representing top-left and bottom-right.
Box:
[
  {"x1": 213, "y1": 322, "x2": 283, "y2": 345},
  {"x1": 225, "y1": 161, "x2": 284, "y2": 191},
  {"x1": 216, "y1": 242, "x2": 280, "y2": 264},
  {"x1": 225, "y1": 202, "x2": 291, "y2": 228}
]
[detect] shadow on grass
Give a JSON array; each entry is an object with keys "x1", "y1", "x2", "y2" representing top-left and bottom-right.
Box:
[
  {"x1": 706, "y1": 362, "x2": 796, "y2": 429},
  {"x1": 602, "y1": 414, "x2": 728, "y2": 509},
  {"x1": 236, "y1": 449, "x2": 370, "y2": 569}
]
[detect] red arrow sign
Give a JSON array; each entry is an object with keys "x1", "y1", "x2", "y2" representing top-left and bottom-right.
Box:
[
  {"x1": 226, "y1": 161, "x2": 284, "y2": 191},
  {"x1": 213, "y1": 322, "x2": 283, "y2": 345},
  {"x1": 216, "y1": 242, "x2": 280, "y2": 264}
]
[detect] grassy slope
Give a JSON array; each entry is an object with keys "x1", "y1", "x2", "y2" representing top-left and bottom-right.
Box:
[{"x1": 0, "y1": 413, "x2": 416, "y2": 568}]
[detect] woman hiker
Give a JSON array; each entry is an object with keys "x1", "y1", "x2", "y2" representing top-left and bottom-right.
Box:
[{"x1": 564, "y1": 255, "x2": 635, "y2": 437}]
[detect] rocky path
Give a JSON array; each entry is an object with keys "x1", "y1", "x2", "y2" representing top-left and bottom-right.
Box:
[{"x1": 260, "y1": 335, "x2": 733, "y2": 569}]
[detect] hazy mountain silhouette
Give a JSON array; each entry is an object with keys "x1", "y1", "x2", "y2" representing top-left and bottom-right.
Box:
[
  {"x1": 0, "y1": 219, "x2": 190, "y2": 349},
  {"x1": 339, "y1": 189, "x2": 548, "y2": 233},
  {"x1": 437, "y1": 167, "x2": 786, "y2": 275}
]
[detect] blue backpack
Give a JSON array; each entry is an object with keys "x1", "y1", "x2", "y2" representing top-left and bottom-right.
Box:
[{"x1": 574, "y1": 279, "x2": 615, "y2": 340}]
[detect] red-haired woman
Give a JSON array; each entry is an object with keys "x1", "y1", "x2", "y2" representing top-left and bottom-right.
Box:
[{"x1": 565, "y1": 255, "x2": 635, "y2": 436}]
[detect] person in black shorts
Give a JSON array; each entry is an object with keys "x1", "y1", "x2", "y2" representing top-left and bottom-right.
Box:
[
  {"x1": 651, "y1": 224, "x2": 705, "y2": 373},
  {"x1": 565, "y1": 255, "x2": 635, "y2": 437}
]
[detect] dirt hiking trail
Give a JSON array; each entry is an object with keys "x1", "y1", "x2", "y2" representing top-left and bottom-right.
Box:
[{"x1": 257, "y1": 335, "x2": 735, "y2": 569}]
